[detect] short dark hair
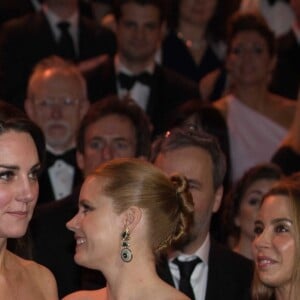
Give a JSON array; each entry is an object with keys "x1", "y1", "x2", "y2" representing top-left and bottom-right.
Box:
[
  {"x1": 227, "y1": 11, "x2": 276, "y2": 57},
  {"x1": 113, "y1": 0, "x2": 166, "y2": 23},
  {"x1": 0, "y1": 117, "x2": 45, "y2": 165},
  {"x1": 151, "y1": 126, "x2": 227, "y2": 190},
  {"x1": 76, "y1": 95, "x2": 152, "y2": 158}
]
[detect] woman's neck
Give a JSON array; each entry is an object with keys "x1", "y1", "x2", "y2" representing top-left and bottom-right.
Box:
[
  {"x1": 233, "y1": 84, "x2": 268, "y2": 113},
  {"x1": 178, "y1": 18, "x2": 206, "y2": 42},
  {"x1": 275, "y1": 284, "x2": 294, "y2": 300}
]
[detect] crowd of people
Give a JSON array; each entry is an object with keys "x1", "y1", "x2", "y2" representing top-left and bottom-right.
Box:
[{"x1": 1, "y1": 1, "x2": 300, "y2": 300}]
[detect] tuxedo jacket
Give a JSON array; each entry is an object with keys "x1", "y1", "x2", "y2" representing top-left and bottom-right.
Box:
[
  {"x1": 0, "y1": 10, "x2": 116, "y2": 108},
  {"x1": 156, "y1": 240, "x2": 254, "y2": 300},
  {"x1": 270, "y1": 30, "x2": 300, "y2": 100},
  {"x1": 85, "y1": 56, "x2": 201, "y2": 136},
  {"x1": 0, "y1": 0, "x2": 94, "y2": 25},
  {"x1": 30, "y1": 187, "x2": 106, "y2": 298},
  {"x1": 37, "y1": 148, "x2": 83, "y2": 204},
  {"x1": 0, "y1": 0, "x2": 35, "y2": 25}
]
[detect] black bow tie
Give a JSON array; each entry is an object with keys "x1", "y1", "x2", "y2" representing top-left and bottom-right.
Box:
[
  {"x1": 118, "y1": 72, "x2": 153, "y2": 90},
  {"x1": 46, "y1": 148, "x2": 77, "y2": 168}
]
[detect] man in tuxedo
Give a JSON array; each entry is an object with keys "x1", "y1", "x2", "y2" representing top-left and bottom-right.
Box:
[
  {"x1": 85, "y1": 0, "x2": 201, "y2": 136},
  {"x1": 270, "y1": 0, "x2": 300, "y2": 100},
  {"x1": 152, "y1": 127, "x2": 253, "y2": 300},
  {"x1": 25, "y1": 56, "x2": 90, "y2": 204},
  {"x1": 0, "y1": 0, "x2": 116, "y2": 109},
  {"x1": 30, "y1": 96, "x2": 152, "y2": 298}
]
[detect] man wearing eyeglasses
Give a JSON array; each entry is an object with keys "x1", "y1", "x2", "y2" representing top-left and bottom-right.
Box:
[{"x1": 25, "y1": 55, "x2": 90, "y2": 204}]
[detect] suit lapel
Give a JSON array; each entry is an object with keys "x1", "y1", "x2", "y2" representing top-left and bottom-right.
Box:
[{"x1": 156, "y1": 257, "x2": 175, "y2": 287}]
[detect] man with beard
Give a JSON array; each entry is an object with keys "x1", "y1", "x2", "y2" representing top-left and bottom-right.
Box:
[
  {"x1": 152, "y1": 126, "x2": 253, "y2": 300},
  {"x1": 25, "y1": 55, "x2": 89, "y2": 204}
]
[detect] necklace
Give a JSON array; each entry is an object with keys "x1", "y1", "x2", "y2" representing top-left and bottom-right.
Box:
[{"x1": 177, "y1": 31, "x2": 206, "y2": 50}]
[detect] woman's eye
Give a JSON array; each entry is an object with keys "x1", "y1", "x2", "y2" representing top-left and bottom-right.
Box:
[
  {"x1": 29, "y1": 168, "x2": 41, "y2": 181},
  {"x1": 274, "y1": 224, "x2": 289, "y2": 233},
  {"x1": 248, "y1": 197, "x2": 260, "y2": 206},
  {"x1": 0, "y1": 170, "x2": 14, "y2": 181},
  {"x1": 254, "y1": 225, "x2": 263, "y2": 235},
  {"x1": 81, "y1": 203, "x2": 94, "y2": 214}
]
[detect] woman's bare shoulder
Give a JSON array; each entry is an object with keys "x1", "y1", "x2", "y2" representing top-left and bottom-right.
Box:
[
  {"x1": 63, "y1": 288, "x2": 106, "y2": 300},
  {"x1": 14, "y1": 253, "x2": 58, "y2": 299},
  {"x1": 4, "y1": 251, "x2": 58, "y2": 300}
]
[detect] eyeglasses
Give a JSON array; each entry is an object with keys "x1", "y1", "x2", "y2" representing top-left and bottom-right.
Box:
[{"x1": 35, "y1": 97, "x2": 79, "y2": 109}]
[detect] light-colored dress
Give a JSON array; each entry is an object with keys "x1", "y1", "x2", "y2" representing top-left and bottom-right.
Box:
[{"x1": 226, "y1": 95, "x2": 287, "y2": 182}]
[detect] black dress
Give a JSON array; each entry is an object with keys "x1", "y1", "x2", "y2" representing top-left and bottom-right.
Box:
[{"x1": 162, "y1": 30, "x2": 223, "y2": 82}]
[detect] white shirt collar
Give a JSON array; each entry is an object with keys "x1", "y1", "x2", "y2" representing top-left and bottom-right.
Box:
[{"x1": 169, "y1": 234, "x2": 210, "y2": 265}]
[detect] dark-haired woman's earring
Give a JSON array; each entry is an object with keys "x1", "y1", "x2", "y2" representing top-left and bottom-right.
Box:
[{"x1": 120, "y1": 228, "x2": 133, "y2": 262}]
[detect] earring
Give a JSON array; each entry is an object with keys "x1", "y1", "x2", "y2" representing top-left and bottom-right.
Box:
[{"x1": 120, "y1": 228, "x2": 133, "y2": 262}]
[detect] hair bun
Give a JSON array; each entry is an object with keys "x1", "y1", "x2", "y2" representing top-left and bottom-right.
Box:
[{"x1": 170, "y1": 173, "x2": 188, "y2": 194}]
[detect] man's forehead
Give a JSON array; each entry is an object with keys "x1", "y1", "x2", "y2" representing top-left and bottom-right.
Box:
[{"x1": 120, "y1": 3, "x2": 161, "y2": 21}]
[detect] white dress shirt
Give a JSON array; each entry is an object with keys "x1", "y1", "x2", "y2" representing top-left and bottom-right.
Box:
[
  {"x1": 114, "y1": 55, "x2": 155, "y2": 111},
  {"x1": 46, "y1": 145, "x2": 76, "y2": 200},
  {"x1": 168, "y1": 234, "x2": 210, "y2": 300}
]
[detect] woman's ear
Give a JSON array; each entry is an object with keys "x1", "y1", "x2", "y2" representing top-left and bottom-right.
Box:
[{"x1": 122, "y1": 206, "x2": 142, "y2": 232}]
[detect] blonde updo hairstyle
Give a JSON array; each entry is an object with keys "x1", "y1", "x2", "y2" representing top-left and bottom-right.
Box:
[{"x1": 90, "y1": 158, "x2": 194, "y2": 254}]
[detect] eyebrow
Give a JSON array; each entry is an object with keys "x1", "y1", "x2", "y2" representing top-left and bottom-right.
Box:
[
  {"x1": 271, "y1": 218, "x2": 293, "y2": 225},
  {"x1": 0, "y1": 164, "x2": 19, "y2": 170},
  {"x1": 254, "y1": 218, "x2": 293, "y2": 226},
  {"x1": 0, "y1": 162, "x2": 41, "y2": 171},
  {"x1": 247, "y1": 190, "x2": 264, "y2": 195}
]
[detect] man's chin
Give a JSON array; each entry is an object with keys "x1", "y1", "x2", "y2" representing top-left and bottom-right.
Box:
[{"x1": 47, "y1": 137, "x2": 70, "y2": 150}]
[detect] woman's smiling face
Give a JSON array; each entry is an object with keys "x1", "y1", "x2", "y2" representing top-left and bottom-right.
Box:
[{"x1": 253, "y1": 195, "x2": 295, "y2": 290}]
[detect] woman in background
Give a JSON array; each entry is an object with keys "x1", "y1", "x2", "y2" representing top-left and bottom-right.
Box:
[
  {"x1": 213, "y1": 12, "x2": 295, "y2": 182},
  {"x1": 161, "y1": 0, "x2": 234, "y2": 82},
  {"x1": 222, "y1": 163, "x2": 283, "y2": 259},
  {"x1": 252, "y1": 175, "x2": 300, "y2": 300}
]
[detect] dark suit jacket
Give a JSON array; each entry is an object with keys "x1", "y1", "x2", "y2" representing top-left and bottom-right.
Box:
[
  {"x1": 156, "y1": 240, "x2": 253, "y2": 300},
  {"x1": 30, "y1": 187, "x2": 106, "y2": 298},
  {"x1": 0, "y1": 10, "x2": 116, "y2": 108},
  {"x1": 270, "y1": 30, "x2": 300, "y2": 100},
  {"x1": 85, "y1": 56, "x2": 201, "y2": 136},
  {"x1": 0, "y1": 0, "x2": 95, "y2": 26}
]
